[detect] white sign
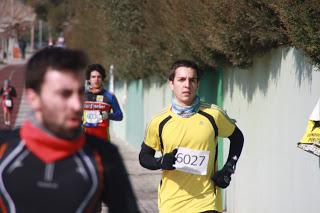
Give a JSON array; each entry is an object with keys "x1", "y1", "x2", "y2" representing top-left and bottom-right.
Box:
[
  {"x1": 85, "y1": 110, "x2": 102, "y2": 124},
  {"x1": 5, "y1": 99, "x2": 12, "y2": 107},
  {"x1": 309, "y1": 97, "x2": 320, "y2": 121},
  {"x1": 173, "y1": 147, "x2": 210, "y2": 175}
]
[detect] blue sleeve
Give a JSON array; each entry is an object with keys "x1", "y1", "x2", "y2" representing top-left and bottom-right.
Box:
[{"x1": 109, "y1": 94, "x2": 123, "y2": 121}]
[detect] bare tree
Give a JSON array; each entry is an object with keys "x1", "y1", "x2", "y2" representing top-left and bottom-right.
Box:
[{"x1": 0, "y1": 0, "x2": 35, "y2": 37}]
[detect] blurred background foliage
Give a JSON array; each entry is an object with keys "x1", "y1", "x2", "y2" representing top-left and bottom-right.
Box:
[{"x1": 26, "y1": 0, "x2": 320, "y2": 80}]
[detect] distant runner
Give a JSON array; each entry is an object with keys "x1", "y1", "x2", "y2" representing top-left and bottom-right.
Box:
[
  {"x1": 0, "y1": 79, "x2": 17, "y2": 127},
  {"x1": 83, "y1": 64, "x2": 123, "y2": 141}
]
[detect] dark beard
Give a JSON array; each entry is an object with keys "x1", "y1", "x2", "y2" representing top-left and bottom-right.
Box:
[
  {"x1": 43, "y1": 120, "x2": 83, "y2": 140},
  {"x1": 28, "y1": 111, "x2": 83, "y2": 140}
]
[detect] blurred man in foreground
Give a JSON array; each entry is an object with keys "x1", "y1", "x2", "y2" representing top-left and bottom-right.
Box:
[{"x1": 0, "y1": 47, "x2": 139, "y2": 213}]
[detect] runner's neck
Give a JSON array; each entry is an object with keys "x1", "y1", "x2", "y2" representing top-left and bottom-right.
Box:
[{"x1": 90, "y1": 87, "x2": 103, "y2": 94}]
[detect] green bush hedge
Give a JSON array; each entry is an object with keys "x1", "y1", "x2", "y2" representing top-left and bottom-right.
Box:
[{"x1": 29, "y1": 0, "x2": 320, "y2": 80}]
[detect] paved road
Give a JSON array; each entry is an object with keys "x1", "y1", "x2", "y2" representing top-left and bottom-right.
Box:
[{"x1": 102, "y1": 135, "x2": 161, "y2": 213}]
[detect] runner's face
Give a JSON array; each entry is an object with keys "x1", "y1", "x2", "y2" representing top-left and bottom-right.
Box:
[
  {"x1": 169, "y1": 67, "x2": 199, "y2": 106},
  {"x1": 35, "y1": 70, "x2": 84, "y2": 138},
  {"x1": 89, "y1": 70, "x2": 103, "y2": 89}
]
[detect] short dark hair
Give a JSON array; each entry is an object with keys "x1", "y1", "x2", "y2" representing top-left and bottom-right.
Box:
[
  {"x1": 168, "y1": 60, "x2": 203, "y2": 81},
  {"x1": 26, "y1": 47, "x2": 88, "y2": 92},
  {"x1": 86, "y1": 64, "x2": 106, "y2": 80}
]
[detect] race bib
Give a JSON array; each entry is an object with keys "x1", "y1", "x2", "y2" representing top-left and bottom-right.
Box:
[
  {"x1": 85, "y1": 110, "x2": 102, "y2": 124},
  {"x1": 5, "y1": 99, "x2": 12, "y2": 107},
  {"x1": 173, "y1": 147, "x2": 210, "y2": 175},
  {"x1": 96, "y1": 95, "x2": 104, "y2": 102}
]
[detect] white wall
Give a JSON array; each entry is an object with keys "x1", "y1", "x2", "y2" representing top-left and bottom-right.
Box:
[
  {"x1": 111, "y1": 78, "x2": 172, "y2": 144},
  {"x1": 143, "y1": 76, "x2": 172, "y2": 129},
  {"x1": 110, "y1": 81, "x2": 128, "y2": 141},
  {"x1": 223, "y1": 48, "x2": 320, "y2": 213}
]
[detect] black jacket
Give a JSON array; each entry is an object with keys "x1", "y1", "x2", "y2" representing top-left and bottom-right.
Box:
[{"x1": 0, "y1": 128, "x2": 139, "y2": 213}]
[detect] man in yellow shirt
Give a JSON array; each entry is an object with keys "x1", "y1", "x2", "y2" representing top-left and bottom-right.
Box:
[{"x1": 139, "y1": 60, "x2": 244, "y2": 213}]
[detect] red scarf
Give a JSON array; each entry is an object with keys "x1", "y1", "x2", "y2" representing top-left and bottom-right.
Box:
[{"x1": 20, "y1": 120, "x2": 85, "y2": 163}]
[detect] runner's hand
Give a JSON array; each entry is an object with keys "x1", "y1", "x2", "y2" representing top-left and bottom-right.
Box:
[
  {"x1": 101, "y1": 111, "x2": 109, "y2": 120},
  {"x1": 160, "y1": 149, "x2": 178, "y2": 170},
  {"x1": 212, "y1": 160, "x2": 236, "y2": 188}
]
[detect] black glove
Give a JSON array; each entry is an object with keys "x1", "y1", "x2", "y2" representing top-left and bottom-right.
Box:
[
  {"x1": 159, "y1": 149, "x2": 178, "y2": 170},
  {"x1": 212, "y1": 158, "x2": 236, "y2": 189}
]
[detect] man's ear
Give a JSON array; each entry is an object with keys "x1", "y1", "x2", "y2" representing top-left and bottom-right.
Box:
[
  {"x1": 168, "y1": 80, "x2": 174, "y2": 91},
  {"x1": 25, "y1": 89, "x2": 41, "y2": 111}
]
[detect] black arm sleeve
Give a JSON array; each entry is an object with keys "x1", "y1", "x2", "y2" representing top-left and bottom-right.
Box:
[
  {"x1": 227, "y1": 126, "x2": 244, "y2": 162},
  {"x1": 0, "y1": 130, "x2": 10, "y2": 142},
  {"x1": 0, "y1": 129, "x2": 18, "y2": 144},
  {"x1": 11, "y1": 87, "x2": 17, "y2": 97},
  {"x1": 139, "y1": 143, "x2": 161, "y2": 170},
  {"x1": 100, "y1": 142, "x2": 140, "y2": 213}
]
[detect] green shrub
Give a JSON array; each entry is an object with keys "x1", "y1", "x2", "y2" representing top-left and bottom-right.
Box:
[{"x1": 29, "y1": 0, "x2": 320, "y2": 80}]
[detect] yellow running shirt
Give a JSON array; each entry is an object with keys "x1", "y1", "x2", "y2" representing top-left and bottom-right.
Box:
[{"x1": 144, "y1": 103, "x2": 236, "y2": 213}]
